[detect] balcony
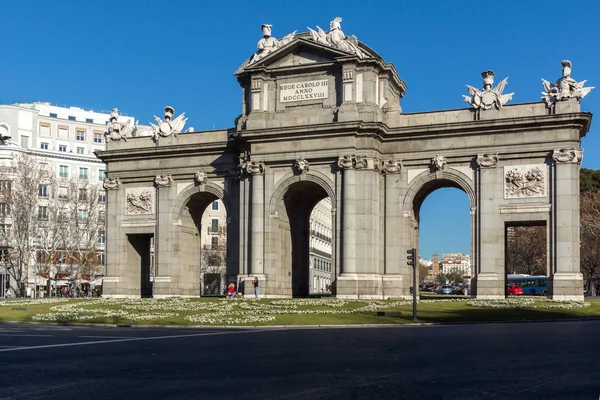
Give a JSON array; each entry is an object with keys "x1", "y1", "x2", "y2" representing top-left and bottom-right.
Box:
[{"x1": 207, "y1": 226, "x2": 219, "y2": 234}]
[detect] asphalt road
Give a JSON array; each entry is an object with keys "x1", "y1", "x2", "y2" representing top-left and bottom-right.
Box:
[{"x1": 0, "y1": 320, "x2": 599, "y2": 400}]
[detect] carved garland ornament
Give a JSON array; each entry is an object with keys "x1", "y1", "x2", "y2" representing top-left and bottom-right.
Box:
[
  {"x1": 552, "y1": 148, "x2": 583, "y2": 164},
  {"x1": 504, "y1": 166, "x2": 546, "y2": 198},
  {"x1": 476, "y1": 153, "x2": 499, "y2": 168},
  {"x1": 126, "y1": 189, "x2": 154, "y2": 215}
]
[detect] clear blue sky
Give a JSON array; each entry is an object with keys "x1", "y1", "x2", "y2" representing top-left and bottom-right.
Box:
[{"x1": 2, "y1": 0, "x2": 599, "y2": 259}]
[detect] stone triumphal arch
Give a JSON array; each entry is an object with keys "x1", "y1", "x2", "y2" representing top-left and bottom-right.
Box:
[{"x1": 98, "y1": 20, "x2": 593, "y2": 300}]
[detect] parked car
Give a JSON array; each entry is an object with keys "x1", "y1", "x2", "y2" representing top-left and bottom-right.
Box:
[
  {"x1": 441, "y1": 285, "x2": 453, "y2": 295},
  {"x1": 507, "y1": 284, "x2": 523, "y2": 296}
]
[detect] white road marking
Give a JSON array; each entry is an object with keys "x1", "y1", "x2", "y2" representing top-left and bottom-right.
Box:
[
  {"x1": 78, "y1": 335, "x2": 135, "y2": 339},
  {"x1": 0, "y1": 329, "x2": 273, "y2": 353},
  {"x1": 0, "y1": 345, "x2": 20, "y2": 348},
  {"x1": 0, "y1": 334, "x2": 52, "y2": 337}
]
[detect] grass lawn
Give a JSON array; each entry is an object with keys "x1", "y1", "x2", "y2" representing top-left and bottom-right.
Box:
[{"x1": 0, "y1": 297, "x2": 598, "y2": 327}]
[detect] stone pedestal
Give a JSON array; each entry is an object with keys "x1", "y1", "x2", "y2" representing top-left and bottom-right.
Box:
[
  {"x1": 550, "y1": 272, "x2": 584, "y2": 301},
  {"x1": 473, "y1": 273, "x2": 503, "y2": 299},
  {"x1": 153, "y1": 276, "x2": 173, "y2": 298},
  {"x1": 336, "y1": 274, "x2": 384, "y2": 299}
]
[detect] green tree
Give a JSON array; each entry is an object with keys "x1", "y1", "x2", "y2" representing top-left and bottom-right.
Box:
[
  {"x1": 446, "y1": 271, "x2": 464, "y2": 285},
  {"x1": 581, "y1": 190, "x2": 600, "y2": 296},
  {"x1": 580, "y1": 168, "x2": 600, "y2": 193}
]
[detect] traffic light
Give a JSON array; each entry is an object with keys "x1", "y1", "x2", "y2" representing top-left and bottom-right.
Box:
[{"x1": 407, "y1": 248, "x2": 416, "y2": 267}]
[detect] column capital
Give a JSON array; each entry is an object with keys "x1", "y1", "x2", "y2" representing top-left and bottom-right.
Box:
[
  {"x1": 552, "y1": 148, "x2": 583, "y2": 164},
  {"x1": 239, "y1": 156, "x2": 265, "y2": 175},
  {"x1": 381, "y1": 159, "x2": 403, "y2": 174},
  {"x1": 476, "y1": 153, "x2": 499, "y2": 168},
  {"x1": 154, "y1": 174, "x2": 173, "y2": 188},
  {"x1": 102, "y1": 177, "x2": 121, "y2": 190}
]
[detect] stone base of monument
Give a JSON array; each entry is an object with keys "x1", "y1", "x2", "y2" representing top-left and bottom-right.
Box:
[{"x1": 549, "y1": 272, "x2": 584, "y2": 301}]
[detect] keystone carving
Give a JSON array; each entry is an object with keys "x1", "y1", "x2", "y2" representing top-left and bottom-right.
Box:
[
  {"x1": 194, "y1": 171, "x2": 208, "y2": 185},
  {"x1": 431, "y1": 155, "x2": 447, "y2": 171},
  {"x1": 294, "y1": 157, "x2": 310, "y2": 175},
  {"x1": 552, "y1": 148, "x2": 583, "y2": 164},
  {"x1": 476, "y1": 153, "x2": 499, "y2": 168}
]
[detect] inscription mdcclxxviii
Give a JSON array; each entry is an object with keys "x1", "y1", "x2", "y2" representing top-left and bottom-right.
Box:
[{"x1": 279, "y1": 79, "x2": 328, "y2": 103}]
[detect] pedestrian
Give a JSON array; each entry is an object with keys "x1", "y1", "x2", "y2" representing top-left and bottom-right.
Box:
[
  {"x1": 227, "y1": 283, "x2": 236, "y2": 300},
  {"x1": 252, "y1": 276, "x2": 259, "y2": 298}
]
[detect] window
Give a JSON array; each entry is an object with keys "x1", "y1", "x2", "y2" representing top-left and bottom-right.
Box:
[
  {"x1": 58, "y1": 126, "x2": 69, "y2": 139},
  {"x1": 97, "y1": 253, "x2": 105, "y2": 265},
  {"x1": 59, "y1": 165, "x2": 68, "y2": 178},
  {"x1": 79, "y1": 167, "x2": 88, "y2": 180},
  {"x1": 98, "y1": 192, "x2": 106, "y2": 202},
  {"x1": 86, "y1": 118, "x2": 94, "y2": 124},
  {"x1": 49, "y1": 113, "x2": 58, "y2": 118},
  {"x1": 39, "y1": 123, "x2": 51, "y2": 136},
  {"x1": 38, "y1": 185, "x2": 48, "y2": 197},
  {"x1": 0, "y1": 224, "x2": 11, "y2": 236},
  {"x1": 93, "y1": 132, "x2": 102, "y2": 143},
  {"x1": 59, "y1": 145, "x2": 67, "y2": 152},
  {"x1": 59, "y1": 208, "x2": 68, "y2": 221},
  {"x1": 211, "y1": 236, "x2": 219, "y2": 248},
  {"x1": 98, "y1": 230, "x2": 106, "y2": 244},
  {"x1": 210, "y1": 218, "x2": 219, "y2": 233},
  {"x1": 78, "y1": 188, "x2": 87, "y2": 201},
  {"x1": 76, "y1": 129, "x2": 85, "y2": 141},
  {"x1": 76, "y1": 147, "x2": 85, "y2": 154},
  {"x1": 78, "y1": 209, "x2": 88, "y2": 221},
  {"x1": 0, "y1": 203, "x2": 9, "y2": 216},
  {"x1": 212, "y1": 201, "x2": 219, "y2": 211},
  {"x1": 0, "y1": 181, "x2": 11, "y2": 193},
  {"x1": 38, "y1": 206, "x2": 48, "y2": 220},
  {"x1": 68, "y1": 116, "x2": 76, "y2": 121},
  {"x1": 98, "y1": 169, "x2": 105, "y2": 181},
  {"x1": 20, "y1": 136, "x2": 29, "y2": 148},
  {"x1": 98, "y1": 210, "x2": 106, "y2": 221},
  {"x1": 40, "y1": 142, "x2": 49, "y2": 150}
]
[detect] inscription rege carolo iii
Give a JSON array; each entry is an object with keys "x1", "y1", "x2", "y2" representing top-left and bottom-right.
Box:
[{"x1": 279, "y1": 79, "x2": 328, "y2": 103}]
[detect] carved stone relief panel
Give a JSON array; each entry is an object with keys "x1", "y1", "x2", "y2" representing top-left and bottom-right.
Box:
[
  {"x1": 126, "y1": 187, "x2": 155, "y2": 215},
  {"x1": 504, "y1": 165, "x2": 547, "y2": 199}
]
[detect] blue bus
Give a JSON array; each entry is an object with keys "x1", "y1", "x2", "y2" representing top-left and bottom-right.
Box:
[{"x1": 507, "y1": 274, "x2": 548, "y2": 296}]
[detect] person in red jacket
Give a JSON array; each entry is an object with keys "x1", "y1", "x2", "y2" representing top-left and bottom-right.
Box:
[{"x1": 227, "y1": 283, "x2": 236, "y2": 299}]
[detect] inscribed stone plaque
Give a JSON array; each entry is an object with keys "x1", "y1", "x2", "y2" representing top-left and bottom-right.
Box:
[
  {"x1": 125, "y1": 187, "x2": 155, "y2": 215},
  {"x1": 279, "y1": 79, "x2": 328, "y2": 103},
  {"x1": 503, "y1": 164, "x2": 547, "y2": 199}
]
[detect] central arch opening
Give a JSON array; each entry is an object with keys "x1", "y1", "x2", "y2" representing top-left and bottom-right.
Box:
[
  {"x1": 280, "y1": 181, "x2": 330, "y2": 297},
  {"x1": 414, "y1": 179, "x2": 472, "y2": 293},
  {"x1": 179, "y1": 191, "x2": 228, "y2": 296}
]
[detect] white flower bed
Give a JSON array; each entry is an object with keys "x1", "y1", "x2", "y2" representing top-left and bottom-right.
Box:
[{"x1": 9, "y1": 295, "x2": 590, "y2": 325}]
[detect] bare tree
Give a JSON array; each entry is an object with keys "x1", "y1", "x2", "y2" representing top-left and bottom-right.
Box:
[
  {"x1": 506, "y1": 226, "x2": 547, "y2": 275},
  {"x1": 201, "y1": 226, "x2": 226, "y2": 295},
  {"x1": 58, "y1": 179, "x2": 104, "y2": 291},
  {"x1": 0, "y1": 153, "x2": 51, "y2": 297},
  {"x1": 581, "y1": 190, "x2": 600, "y2": 296}
]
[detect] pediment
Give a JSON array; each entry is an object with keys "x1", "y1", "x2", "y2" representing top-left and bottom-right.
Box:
[{"x1": 235, "y1": 37, "x2": 358, "y2": 75}]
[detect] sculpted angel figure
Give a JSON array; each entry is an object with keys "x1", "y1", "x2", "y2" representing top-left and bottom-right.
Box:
[
  {"x1": 542, "y1": 60, "x2": 594, "y2": 106},
  {"x1": 150, "y1": 106, "x2": 188, "y2": 140},
  {"x1": 463, "y1": 70, "x2": 514, "y2": 110}
]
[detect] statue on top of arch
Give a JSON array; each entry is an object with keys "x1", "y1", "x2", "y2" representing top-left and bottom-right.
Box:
[
  {"x1": 308, "y1": 17, "x2": 368, "y2": 59},
  {"x1": 150, "y1": 106, "x2": 188, "y2": 141},
  {"x1": 248, "y1": 24, "x2": 296, "y2": 65},
  {"x1": 105, "y1": 108, "x2": 133, "y2": 142},
  {"x1": 541, "y1": 60, "x2": 594, "y2": 106}
]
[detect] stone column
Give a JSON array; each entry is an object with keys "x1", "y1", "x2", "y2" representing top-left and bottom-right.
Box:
[
  {"x1": 246, "y1": 161, "x2": 266, "y2": 285},
  {"x1": 381, "y1": 159, "x2": 404, "y2": 298},
  {"x1": 551, "y1": 148, "x2": 584, "y2": 301},
  {"x1": 474, "y1": 153, "x2": 503, "y2": 299},
  {"x1": 102, "y1": 177, "x2": 121, "y2": 296},
  {"x1": 154, "y1": 175, "x2": 173, "y2": 297},
  {"x1": 338, "y1": 155, "x2": 356, "y2": 275}
]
